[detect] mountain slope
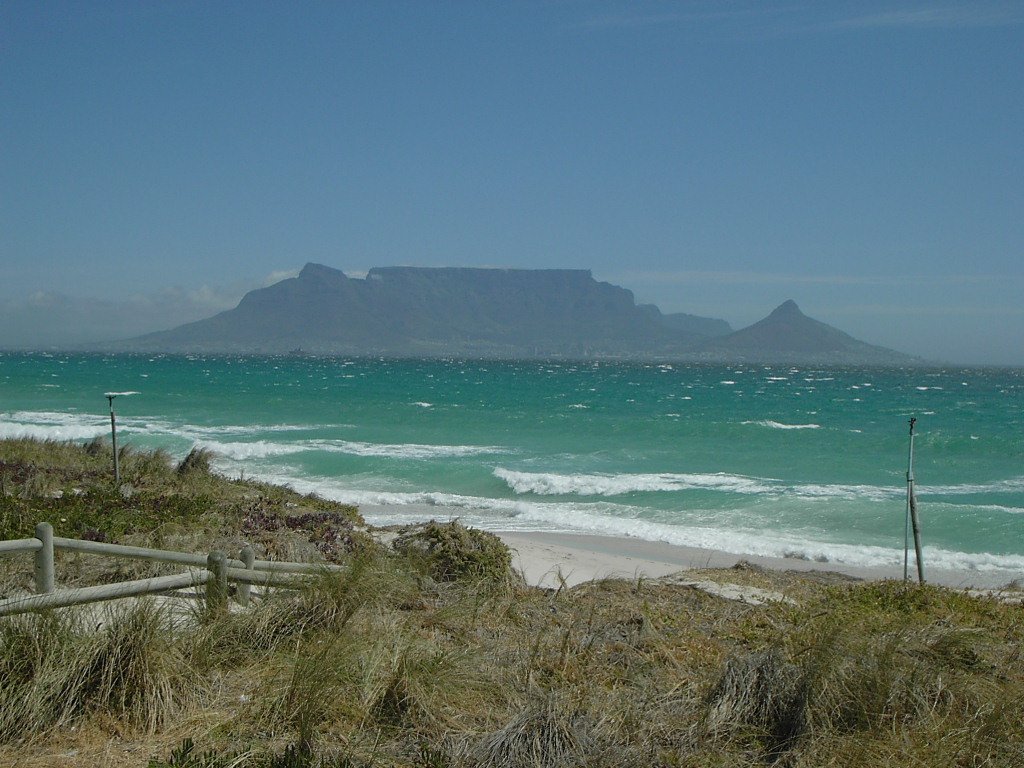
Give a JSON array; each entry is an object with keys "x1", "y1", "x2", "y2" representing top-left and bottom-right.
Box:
[{"x1": 696, "y1": 300, "x2": 914, "y2": 363}]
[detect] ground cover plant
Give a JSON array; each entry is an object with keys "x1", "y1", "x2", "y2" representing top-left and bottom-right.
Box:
[{"x1": 0, "y1": 437, "x2": 1022, "y2": 767}]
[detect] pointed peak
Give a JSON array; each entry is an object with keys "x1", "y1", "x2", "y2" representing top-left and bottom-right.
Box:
[{"x1": 768, "y1": 299, "x2": 804, "y2": 319}]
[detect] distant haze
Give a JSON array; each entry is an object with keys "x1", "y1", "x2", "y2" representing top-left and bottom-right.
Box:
[
  {"x1": 0, "y1": 265, "x2": 1018, "y2": 365},
  {"x1": 2, "y1": 3, "x2": 1021, "y2": 365}
]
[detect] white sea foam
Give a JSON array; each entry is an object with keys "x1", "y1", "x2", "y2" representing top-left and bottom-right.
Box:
[
  {"x1": 182, "y1": 423, "x2": 326, "y2": 436},
  {"x1": 494, "y1": 468, "x2": 774, "y2": 496},
  {"x1": 791, "y1": 483, "x2": 901, "y2": 501},
  {"x1": 204, "y1": 437, "x2": 504, "y2": 461},
  {"x1": 263, "y1": 468, "x2": 1024, "y2": 573},
  {"x1": 1, "y1": 411, "x2": 108, "y2": 441},
  {"x1": 920, "y1": 478, "x2": 1024, "y2": 496},
  {"x1": 742, "y1": 420, "x2": 821, "y2": 430},
  {"x1": 0, "y1": 420, "x2": 107, "y2": 441},
  {"x1": 197, "y1": 440, "x2": 308, "y2": 460},
  {"x1": 494, "y1": 469, "x2": 1024, "y2": 504},
  {"x1": 316, "y1": 440, "x2": 501, "y2": 459},
  {"x1": 939, "y1": 503, "x2": 1024, "y2": 516}
]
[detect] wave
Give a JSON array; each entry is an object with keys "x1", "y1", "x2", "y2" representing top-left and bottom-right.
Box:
[
  {"x1": 1, "y1": 411, "x2": 108, "y2": 441},
  {"x1": 921, "y1": 478, "x2": 1024, "y2": 495},
  {"x1": 241, "y1": 468, "x2": 1024, "y2": 574},
  {"x1": 495, "y1": 468, "x2": 1024, "y2": 504},
  {"x1": 742, "y1": 420, "x2": 821, "y2": 430},
  {"x1": 2, "y1": 410, "x2": 503, "y2": 462},
  {"x1": 204, "y1": 437, "x2": 504, "y2": 462},
  {"x1": 315, "y1": 440, "x2": 503, "y2": 459},
  {"x1": 494, "y1": 468, "x2": 774, "y2": 496},
  {"x1": 197, "y1": 440, "x2": 308, "y2": 460},
  {"x1": 790, "y1": 483, "x2": 901, "y2": 502}
]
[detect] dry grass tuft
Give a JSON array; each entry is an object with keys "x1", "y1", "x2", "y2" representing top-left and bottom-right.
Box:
[
  {"x1": 474, "y1": 692, "x2": 594, "y2": 768},
  {"x1": 2, "y1": 438, "x2": 1023, "y2": 767},
  {"x1": 177, "y1": 447, "x2": 216, "y2": 477},
  {"x1": 0, "y1": 600, "x2": 202, "y2": 742}
]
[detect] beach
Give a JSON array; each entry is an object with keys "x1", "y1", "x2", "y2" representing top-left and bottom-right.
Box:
[
  {"x1": 4, "y1": 355, "x2": 1023, "y2": 584},
  {"x1": 494, "y1": 529, "x2": 1022, "y2": 591}
]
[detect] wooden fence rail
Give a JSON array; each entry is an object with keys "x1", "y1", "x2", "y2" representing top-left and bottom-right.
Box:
[{"x1": 0, "y1": 522, "x2": 343, "y2": 618}]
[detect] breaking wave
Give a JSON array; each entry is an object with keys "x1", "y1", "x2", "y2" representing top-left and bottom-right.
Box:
[
  {"x1": 494, "y1": 469, "x2": 775, "y2": 496},
  {"x1": 742, "y1": 420, "x2": 821, "y2": 430}
]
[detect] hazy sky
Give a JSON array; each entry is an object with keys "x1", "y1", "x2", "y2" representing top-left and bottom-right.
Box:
[{"x1": 2, "y1": 1, "x2": 1022, "y2": 363}]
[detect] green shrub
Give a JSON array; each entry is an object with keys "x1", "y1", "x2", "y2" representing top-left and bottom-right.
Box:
[{"x1": 392, "y1": 520, "x2": 518, "y2": 587}]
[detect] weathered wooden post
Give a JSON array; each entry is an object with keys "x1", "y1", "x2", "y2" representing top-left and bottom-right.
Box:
[
  {"x1": 106, "y1": 394, "x2": 120, "y2": 485},
  {"x1": 237, "y1": 546, "x2": 255, "y2": 607},
  {"x1": 34, "y1": 522, "x2": 54, "y2": 594},
  {"x1": 903, "y1": 417, "x2": 925, "y2": 585},
  {"x1": 206, "y1": 551, "x2": 228, "y2": 616}
]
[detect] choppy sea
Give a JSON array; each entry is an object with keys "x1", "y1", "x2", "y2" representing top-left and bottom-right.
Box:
[{"x1": 2, "y1": 353, "x2": 1022, "y2": 576}]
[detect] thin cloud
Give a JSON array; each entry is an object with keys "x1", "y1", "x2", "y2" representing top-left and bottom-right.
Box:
[
  {"x1": 576, "y1": 4, "x2": 803, "y2": 32},
  {"x1": 575, "y1": 3, "x2": 1021, "y2": 36},
  {"x1": 261, "y1": 269, "x2": 300, "y2": 287},
  {"x1": 609, "y1": 270, "x2": 1004, "y2": 288},
  {"x1": 579, "y1": 12, "x2": 688, "y2": 30},
  {"x1": 825, "y1": 303, "x2": 1024, "y2": 317},
  {"x1": 794, "y1": 3, "x2": 1023, "y2": 34},
  {"x1": 830, "y1": 5, "x2": 1021, "y2": 30}
]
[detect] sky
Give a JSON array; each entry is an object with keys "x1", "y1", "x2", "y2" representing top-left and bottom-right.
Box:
[{"x1": 1, "y1": 0, "x2": 1022, "y2": 364}]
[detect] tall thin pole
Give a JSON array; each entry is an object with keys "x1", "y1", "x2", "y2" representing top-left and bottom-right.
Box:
[
  {"x1": 905, "y1": 417, "x2": 925, "y2": 584},
  {"x1": 107, "y1": 394, "x2": 120, "y2": 485}
]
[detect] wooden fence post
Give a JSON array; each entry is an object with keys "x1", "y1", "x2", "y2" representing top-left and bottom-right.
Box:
[
  {"x1": 237, "y1": 546, "x2": 255, "y2": 607},
  {"x1": 34, "y1": 522, "x2": 54, "y2": 594},
  {"x1": 206, "y1": 551, "x2": 228, "y2": 616}
]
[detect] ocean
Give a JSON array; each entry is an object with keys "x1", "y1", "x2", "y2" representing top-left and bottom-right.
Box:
[{"x1": 2, "y1": 353, "x2": 1022, "y2": 576}]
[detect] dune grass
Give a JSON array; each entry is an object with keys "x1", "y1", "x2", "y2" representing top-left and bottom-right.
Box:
[{"x1": 0, "y1": 437, "x2": 1022, "y2": 767}]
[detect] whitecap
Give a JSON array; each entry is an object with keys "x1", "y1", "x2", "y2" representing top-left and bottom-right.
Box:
[
  {"x1": 197, "y1": 440, "x2": 307, "y2": 460},
  {"x1": 742, "y1": 420, "x2": 821, "y2": 430},
  {"x1": 493, "y1": 468, "x2": 774, "y2": 497}
]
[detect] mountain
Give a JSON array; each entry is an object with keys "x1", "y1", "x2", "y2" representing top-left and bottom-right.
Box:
[
  {"x1": 117, "y1": 268, "x2": 916, "y2": 363},
  {"x1": 695, "y1": 300, "x2": 915, "y2": 364},
  {"x1": 659, "y1": 311, "x2": 732, "y2": 338},
  {"x1": 121, "y1": 264, "x2": 729, "y2": 357}
]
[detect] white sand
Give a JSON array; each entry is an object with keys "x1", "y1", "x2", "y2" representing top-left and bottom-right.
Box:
[
  {"x1": 495, "y1": 530, "x2": 1020, "y2": 590},
  {"x1": 359, "y1": 503, "x2": 1022, "y2": 592}
]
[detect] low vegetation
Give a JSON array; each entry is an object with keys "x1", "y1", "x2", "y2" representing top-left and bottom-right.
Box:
[{"x1": 0, "y1": 437, "x2": 1021, "y2": 767}]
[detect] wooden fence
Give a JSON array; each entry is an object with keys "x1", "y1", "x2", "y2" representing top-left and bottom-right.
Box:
[{"x1": 0, "y1": 522, "x2": 342, "y2": 617}]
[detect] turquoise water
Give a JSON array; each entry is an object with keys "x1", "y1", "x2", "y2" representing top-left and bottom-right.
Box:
[{"x1": 2, "y1": 353, "x2": 1023, "y2": 574}]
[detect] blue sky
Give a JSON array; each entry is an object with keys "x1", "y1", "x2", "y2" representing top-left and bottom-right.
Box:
[{"x1": 2, "y1": 1, "x2": 1022, "y2": 363}]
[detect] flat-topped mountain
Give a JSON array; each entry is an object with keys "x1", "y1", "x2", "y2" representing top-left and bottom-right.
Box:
[
  {"x1": 696, "y1": 299, "x2": 914, "y2": 364},
  {"x1": 118, "y1": 266, "x2": 916, "y2": 363},
  {"x1": 122, "y1": 264, "x2": 731, "y2": 357}
]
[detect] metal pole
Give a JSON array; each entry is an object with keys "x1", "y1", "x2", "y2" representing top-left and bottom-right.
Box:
[
  {"x1": 906, "y1": 418, "x2": 925, "y2": 584},
  {"x1": 904, "y1": 418, "x2": 912, "y2": 582},
  {"x1": 107, "y1": 394, "x2": 120, "y2": 485}
]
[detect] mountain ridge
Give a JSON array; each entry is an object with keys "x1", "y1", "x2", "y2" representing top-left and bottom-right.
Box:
[{"x1": 118, "y1": 264, "x2": 916, "y2": 363}]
